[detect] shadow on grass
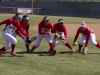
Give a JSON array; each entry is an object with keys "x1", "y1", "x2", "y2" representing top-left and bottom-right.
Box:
[
  {"x1": 88, "y1": 53, "x2": 100, "y2": 54},
  {"x1": 16, "y1": 51, "x2": 28, "y2": 54},
  {"x1": 0, "y1": 54, "x2": 25, "y2": 57},
  {"x1": 58, "y1": 51, "x2": 73, "y2": 54},
  {"x1": 16, "y1": 51, "x2": 54, "y2": 56},
  {"x1": 34, "y1": 51, "x2": 56, "y2": 56}
]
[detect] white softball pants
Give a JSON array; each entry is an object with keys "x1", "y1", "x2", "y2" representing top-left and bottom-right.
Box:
[
  {"x1": 53, "y1": 32, "x2": 66, "y2": 46},
  {"x1": 12, "y1": 32, "x2": 28, "y2": 45},
  {"x1": 53, "y1": 37, "x2": 67, "y2": 46},
  {"x1": 79, "y1": 33, "x2": 97, "y2": 46},
  {"x1": 34, "y1": 33, "x2": 52, "y2": 47},
  {"x1": 2, "y1": 31, "x2": 17, "y2": 50}
]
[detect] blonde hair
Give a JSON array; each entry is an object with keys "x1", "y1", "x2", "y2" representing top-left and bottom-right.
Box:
[
  {"x1": 81, "y1": 21, "x2": 86, "y2": 24},
  {"x1": 81, "y1": 21, "x2": 86, "y2": 27}
]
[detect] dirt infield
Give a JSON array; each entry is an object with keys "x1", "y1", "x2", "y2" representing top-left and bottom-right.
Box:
[{"x1": 30, "y1": 24, "x2": 100, "y2": 40}]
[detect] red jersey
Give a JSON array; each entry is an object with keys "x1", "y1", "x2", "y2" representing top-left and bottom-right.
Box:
[
  {"x1": 0, "y1": 18, "x2": 29, "y2": 38},
  {"x1": 16, "y1": 21, "x2": 30, "y2": 37},
  {"x1": 53, "y1": 23, "x2": 67, "y2": 38},
  {"x1": 74, "y1": 27, "x2": 94, "y2": 47},
  {"x1": 38, "y1": 21, "x2": 54, "y2": 34}
]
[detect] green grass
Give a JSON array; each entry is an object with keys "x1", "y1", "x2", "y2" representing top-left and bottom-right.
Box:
[
  {"x1": 0, "y1": 14, "x2": 100, "y2": 75},
  {"x1": 1, "y1": 13, "x2": 100, "y2": 25}
]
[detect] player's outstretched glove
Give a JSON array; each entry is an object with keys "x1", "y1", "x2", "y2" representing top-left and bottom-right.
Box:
[
  {"x1": 26, "y1": 38, "x2": 32, "y2": 44},
  {"x1": 30, "y1": 35, "x2": 37, "y2": 42},
  {"x1": 82, "y1": 47, "x2": 88, "y2": 55}
]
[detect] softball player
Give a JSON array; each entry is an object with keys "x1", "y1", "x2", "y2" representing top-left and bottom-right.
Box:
[
  {"x1": 29, "y1": 16, "x2": 56, "y2": 55},
  {"x1": 0, "y1": 14, "x2": 29, "y2": 56},
  {"x1": 73, "y1": 21, "x2": 100, "y2": 54},
  {"x1": 49, "y1": 19, "x2": 75, "y2": 53},
  {"x1": 12, "y1": 15, "x2": 30, "y2": 52}
]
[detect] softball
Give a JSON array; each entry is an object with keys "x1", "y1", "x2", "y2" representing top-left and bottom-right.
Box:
[{"x1": 74, "y1": 42, "x2": 78, "y2": 46}]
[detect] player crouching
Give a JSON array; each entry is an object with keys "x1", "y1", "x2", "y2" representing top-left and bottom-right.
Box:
[
  {"x1": 49, "y1": 19, "x2": 75, "y2": 53},
  {"x1": 29, "y1": 16, "x2": 56, "y2": 55}
]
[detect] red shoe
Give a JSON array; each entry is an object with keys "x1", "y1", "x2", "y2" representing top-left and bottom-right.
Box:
[
  {"x1": 11, "y1": 52, "x2": 16, "y2": 56},
  {"x1": 27, "y1": 50, "x2": 33, "y2": 53},
  {"x1": 71, "y1": 49, "x2": 75, "y2": 53}
]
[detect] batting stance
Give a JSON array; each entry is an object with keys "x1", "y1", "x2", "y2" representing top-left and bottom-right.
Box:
[
  {"x1": 12, "y1": 15, "x2": 30, "y2": 52},
  {"x1": 0, "y1": 14, "x2": 29, "y2": 56},
  {"x1": 29, "y1": 16, "x2": 56, "y2": 55},
  {"x1": 49, "y1": 19, "x2": 75, "y2": 53},
  {"x1": 73, "y1": 21, "x2": 100, "y2": 54}
]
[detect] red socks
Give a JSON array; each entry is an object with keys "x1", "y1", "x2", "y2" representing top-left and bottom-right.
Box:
[
  {"x1": 65, "y1": 42, "x2": 73, "y2": 49},
  {"x1": 25, "y1": 45, "x2": 29, "y2": 51},
  {"x1": 96, "y1": 43, "x2": 100, "y2": 48},
  {"x1": 11, "y1": 44, "x2": 15, "y2": 52},
  {"x1": 31, "y1": 46, "x2": 36, "y2": 51},
  {"x1": 49, "y1": 43, "x2": 54, "y2": 51},
  {"x1": 79, "y1": 44, "x2": 82, "y2": 50}
]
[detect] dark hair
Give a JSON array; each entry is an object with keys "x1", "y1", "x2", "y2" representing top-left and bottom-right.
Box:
[
  {"x1": 21, "y1": 15, "x2": 29, "y2": 21},
  {"x1": 43, "y1": 16, "x2": 49, "y2": 21},
  {"x1": 58, "y1": 19, "x2": 63, "y2": 23},
  {"x1": 15, "y1": 13, "x2": 21, "y2": 16},
  {"x1": 13, "y1": 13, "x2": 21, "y2": 18}
]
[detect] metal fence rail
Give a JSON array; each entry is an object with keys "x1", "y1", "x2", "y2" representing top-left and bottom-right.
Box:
[{"x1": 0, "y1": 1, "x2": 100, "y2": 18}]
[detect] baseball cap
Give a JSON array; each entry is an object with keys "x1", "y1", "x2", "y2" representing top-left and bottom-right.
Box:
[
  {"x1": 58, "y1": 19, "x2": 64, "y2": 23},
  {"x1": 81, "y1": 22, "x2": 86, "y2": 27},
  {"x1": 43, "y1": 16, "x2": 49, "y2": 21},
  {"x1": 24, "y1": 17, "x2": 30, "y2": 21}
]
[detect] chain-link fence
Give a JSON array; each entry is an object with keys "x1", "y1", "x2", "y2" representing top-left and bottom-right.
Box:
[{"x1": 0, "y1": 1, "x2": 100, "y2": 18}]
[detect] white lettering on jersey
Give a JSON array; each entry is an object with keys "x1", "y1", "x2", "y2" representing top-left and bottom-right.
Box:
[
  {"x1": 4, "y1": 24, "x2": 17, "y2": 34},
  {"x1": 58, "y1": 32, "x2": 64, "y2": 37},
  {"x1": 41, "y1": 28, "x2": 50, "y2": 33}
]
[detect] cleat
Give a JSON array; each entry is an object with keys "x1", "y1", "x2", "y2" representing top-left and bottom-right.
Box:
[
  {"x1": 71, "y1": 49, "x2": 75, "y2": 53},
  {"x1": 75, "y1": 49, "x2": 81, "y2": 53},
  {"x1": 47, "y1": 49, "x2": 52, "y2": 53},
  {"x1": 50, "y1": 50, "x2": 56, "y2": 55},
  {"x1": 1, "y1": 51, "x2": 6, "y2": 54},
  {"x1": 27, "y1": 50, "x2": 33, "y2": 53},
  {"x1": 11, "y1": 52, "x2": 16, "y2": 56}
]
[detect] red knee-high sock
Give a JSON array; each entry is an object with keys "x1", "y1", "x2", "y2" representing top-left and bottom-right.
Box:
[
  {"x1": 65, "y1": 42, "x2": 73, "y2": 49},
  {"x1": 25, "y1": 45, "x2": 29, "y2": 51},
  {"x1": 0, "y1": 47, "x2": 6, "y2": 51},
  {"x1": 49, "y1": 43, "x2": 54, "y2": 51},
  {"x1": 96, "y1": 43, "x2": 100, "y2": 48},
  {"x1": 65, "y1": 42, "x2": 75, "y2": 52},
  {"x1": 78, "y1": 44, "x2": 83, "y2": 51},
  {"x1": 79, "y1": 44, "x2": 83, "y2": 50},
  {"x1": 31, "y1": 45, "x2": 36, "y2": 51},
  {"x1": 11, "y1": 44, "x2": 15, "y2": 52}
]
